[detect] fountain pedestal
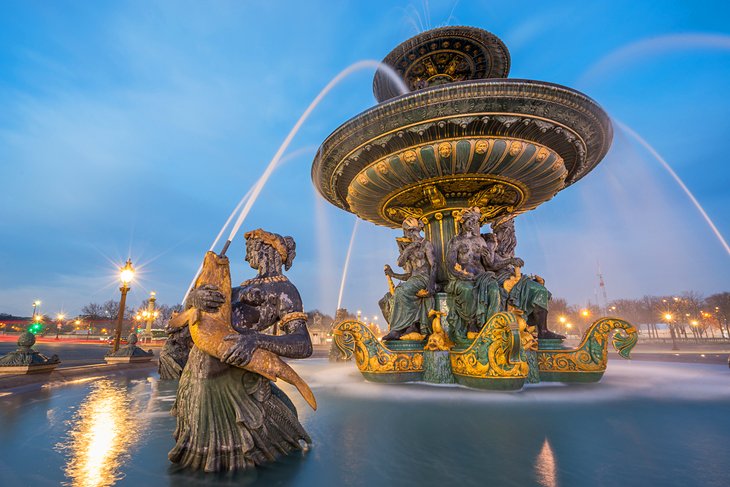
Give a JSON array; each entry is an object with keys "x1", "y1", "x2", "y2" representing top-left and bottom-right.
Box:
[{"x1": 423, "y1": 350, "x2": 454, "y2": 384}]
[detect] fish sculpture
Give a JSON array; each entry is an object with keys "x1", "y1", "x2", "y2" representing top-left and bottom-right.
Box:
[{"x1": 169, "y1": 251, "x2": 317, "y2": 410}]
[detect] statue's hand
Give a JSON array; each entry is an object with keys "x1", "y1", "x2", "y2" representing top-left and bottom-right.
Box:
[
  {"x1": 511, "y1": 257, "x2": 525, "y2": 268},
  {"x1": 384, "y1": 264, "x2": 394, "y2": 277},
  {"x1": 221, "y1": 330, "x2": 260, "y2": 367},
  {"x1": 187, "y1": 284, "x2": 225, "y2": 312}
]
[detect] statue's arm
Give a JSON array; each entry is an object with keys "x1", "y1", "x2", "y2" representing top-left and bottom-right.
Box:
[
  {"x1": 384, "y1": 264, "x2": 411, "y2": 281},
  {"x1": 425, "y1": 242, "x2": 438, "y2": 293},
  {"x1": 222, "y1": 286, "x2": 313, "y2": 366}
]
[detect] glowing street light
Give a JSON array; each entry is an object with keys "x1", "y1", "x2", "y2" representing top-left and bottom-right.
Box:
[
  {"x1": 663, "y1": 313, "x2": 678, "y2": 351},
  {"x1": 112, "y1": 259, "x2": 135, "y2": 352},
  {"x1": 55, "y1": 313, "x2": 65, "y2": 340},
  {"x1": 139, "y1": 291, "x2": 158, "y2": 342},
  {"x1": 581, "y1": 309, "x2": 590, "y2": 318},
  {"x1": 558, "y1": 316, "x2": 566, "y2": 323}
]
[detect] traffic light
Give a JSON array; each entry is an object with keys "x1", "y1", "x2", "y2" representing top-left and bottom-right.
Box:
[{"x1": 29, "y1": 323, "x2": 43, "y2": 334}]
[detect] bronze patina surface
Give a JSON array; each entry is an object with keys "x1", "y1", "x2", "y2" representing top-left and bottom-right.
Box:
[
  {"x1": 373, "y1": 26, "x2": 511, "y2": 102},
  {"x1": 312, "y1": 79, "x2": 612, "y2": 229}
]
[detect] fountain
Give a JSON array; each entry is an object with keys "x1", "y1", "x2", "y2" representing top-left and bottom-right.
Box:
[{"x1": 312, "y1": 26, "x2": 638, "y2": 389}]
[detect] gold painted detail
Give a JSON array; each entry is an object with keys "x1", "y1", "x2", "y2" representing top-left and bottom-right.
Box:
[
  {"x1": 280, "y1": 312, "x2": 307, "y2": 325},
  {"x1": 333, "y1": 320, "x2": 424, "y2": 374},
  {"x1": 400, "y1": 332, "x2": 427, "y2": 341},
  {"x1": 450, "y1": 312, "x2": 528, "y2": 379},
  {"x1": 475, "y1": 140, "x2": 489, "y2": 154},
  {"x1": 503, "y1": 267, "x2": 521, "y2": 293},
  {"x1": 538, "y1": 318, "x2": 638, "y2": 373},
  {"x1": 386, "y1": 206, "x2": 424, "y2": 221},
  {"x1": 424, "y1": 310, "x2": 454, "y2": 351},
  {"x1": 403, "y1": 150, "x2": 418, "y2": 163},
  {"x1": 438, "y1": 142, "x2": 452, "y2": 158},
  {"x1": 241, "y1": 274, "x2": 288, "y2": 286},
  {"x1": 243, "y1": 229, "x2": 290, "y2": 263},
  {"x1": 510, "y1": 306, "x2": 537, "y2": 353},
  {"x1": 424, "y1": 185, "x2": 446, "y2": 208}
]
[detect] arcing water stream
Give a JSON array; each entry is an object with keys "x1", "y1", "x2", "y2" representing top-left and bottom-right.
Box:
[
  {"x1": 181, "y1": 61, "x2": 408, "y2": 303},
  {"x1": 615, "y1": 120, "x2": 730, "y2": 257}
]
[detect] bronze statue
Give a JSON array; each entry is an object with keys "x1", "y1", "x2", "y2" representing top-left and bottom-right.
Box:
[
  {"x1": 491, "y1": 219, "x2": 564, "y2": 339},
  {"x1": 445, "y1": 207, "x2": 514, "y2": 341},
  {"x1": 380, "y1": 217, "x2": 437, "y2": 341},
  {"x1": 168, "y1": 229, "x2": 314, "y2": 472}
]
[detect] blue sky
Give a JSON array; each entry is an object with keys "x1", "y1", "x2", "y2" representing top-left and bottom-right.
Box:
[{"x1": 1, "y1": 0, "x2": 729, "y2": 319}]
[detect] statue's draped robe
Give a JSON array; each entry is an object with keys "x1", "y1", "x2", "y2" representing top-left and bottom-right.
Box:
[
  {"x1": 169, "y1": 286, "x2": 310, "y2": 472},
  {"x1": 504, "y1": 275, "x2": 550, "y2": 316},
  {"x1": 385, "y1": 274, "x2": 434, "y2": 335},
  {"x1": 445, "y1": 272, "x2": 501, "y2": 340}
]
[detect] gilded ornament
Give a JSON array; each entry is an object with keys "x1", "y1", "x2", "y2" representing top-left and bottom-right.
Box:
[
  {"x1": 537, "y1": 318, "x2": 638, "y2": 375},
  {"x1": 376, "y1": 162, "x2": 389, "y2": 174},
  {"x1": 438, "y1": 142, "x2": 452, "y2": 158},
  {"x1": 450, "y1": 312, "x2": 528, "y2": 379},
  {"x1": 358, "y1": 174, "x2": 368, "y2": 185},
  {"x1": 536, "y1": 148, "x2": 549, "y2": 162},
  {"x1": 333, "y1": 320, "x2": 424, "y2": 374},
  {"x1": 509, "y1": 141, "x2": 522, "y2": 156},
  {"x1": 474, "y1": 140, "x2": 489, "y2": 154},
  {"x1": 424, "y1": 310, "x2": 454, "y2": 351},
  {"x1": 403, "y1": 150, "x2": 418, "y2": 163}
]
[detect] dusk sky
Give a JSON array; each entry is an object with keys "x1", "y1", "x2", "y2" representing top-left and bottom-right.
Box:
[{"x1": 1, "y1": 0, "x2": 729, "y2": 320}]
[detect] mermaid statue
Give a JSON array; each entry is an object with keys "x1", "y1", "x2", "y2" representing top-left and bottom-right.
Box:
[{"x1": 168, "y1": 228, "x2": 314, "y2": 472}]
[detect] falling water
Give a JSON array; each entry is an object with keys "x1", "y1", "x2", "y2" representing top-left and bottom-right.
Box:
[
  {"x1": 225, "y1": 60, "x2": 408, "y2": 243},
  {"x1": 336, "y1": 218, "x2": 360, "y2": 310},
  {"x1": 578, "y1": 33, "x2": 730, "y2": 87},
  {"x1": 181, "y1": 61, "x2": 407, "y2": 303},
  {"x1": 181, "y1": 147, "x2": 318, "y2": 303},
  {"x1": 615, "y1": 120, "x2": 730, "y2": 256}
]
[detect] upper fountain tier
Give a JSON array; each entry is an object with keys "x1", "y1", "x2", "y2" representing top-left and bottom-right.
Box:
[{"x1": 312, "y1": 26, "x2": 612, "y2": 228}]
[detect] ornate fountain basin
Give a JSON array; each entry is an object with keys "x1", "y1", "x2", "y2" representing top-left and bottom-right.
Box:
[{"x1": 312, "y1": 79, "x2": 612, "y2": 228}]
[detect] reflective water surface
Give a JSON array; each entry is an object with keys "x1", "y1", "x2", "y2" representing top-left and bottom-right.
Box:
[{"x1": 0, "y1": 360, "x2": 729, "y2": 487}]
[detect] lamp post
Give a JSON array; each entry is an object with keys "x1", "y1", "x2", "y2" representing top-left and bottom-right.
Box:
[
  {"x1": 55, "y1": 313, "x2": 65, "y2": 340},
  {"x1": 140, "y1": 291, "x2": 158, "y2": 343},
  {"x1": 30, "y1": 300, "x2": 41, "y2": 328},
  {"x1": 580, "y1": 309, "x2": 590, "y2": 337},
  {"x1": 664, "y1": 313, "x2": 678, "y2": 351},
  {"x1": 112, "y1": 259, "x2": 135, "y2": 352}
]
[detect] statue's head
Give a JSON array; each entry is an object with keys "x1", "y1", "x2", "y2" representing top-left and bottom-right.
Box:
[
  {"x1": 402, "y1": 217, "x2": 423, "y2": 239},
  {"x1": 244, "y1": 229, "x2": 296, "y2": 274},
  {"x1": 456, "y1": 206, "x2": 482, "y2": 234}
]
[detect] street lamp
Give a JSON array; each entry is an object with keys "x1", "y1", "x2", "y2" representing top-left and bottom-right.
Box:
[
  {"x1": 664, "y1": 312, "x2": 678, "y2": 351},
  {"x1": 30, "y1": 300, "x2": 41, "y2": 329},
  {"x1": 55, "y1": 313, "x2": 65, "y2": 340},
  {"x1": 112, "y1": 259, "x2": 135, "y2": 352},
  {"x1": 139, "y1": 291, "x2": 158, "y2": 342}
]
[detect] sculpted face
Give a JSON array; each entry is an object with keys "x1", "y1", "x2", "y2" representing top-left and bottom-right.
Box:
[
  {"x1": 462, "y1": 215, "x2": 481, "y2": 235},
  {"x1": 245, "y1": 239, "x2": 261, "y2": 270}
]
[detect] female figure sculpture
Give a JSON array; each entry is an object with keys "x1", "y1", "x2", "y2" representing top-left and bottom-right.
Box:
[
  {"x1": 445, "y1": 207, "x2": 517, "y2": 341},
  {"x1": 381, "y1": 217, "x2": 437, "y2": 341},
  {"x1": 169, "y1": 229, "x2": 313, "y2": 472}
]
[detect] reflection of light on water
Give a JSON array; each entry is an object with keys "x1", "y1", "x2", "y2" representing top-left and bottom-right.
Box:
[
  {"x1": 535, "y1": 438, "x2": 558, "y2": 487},
  {"x1": 58, "y1": 380, "x2": 138, "y2": 487}
]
